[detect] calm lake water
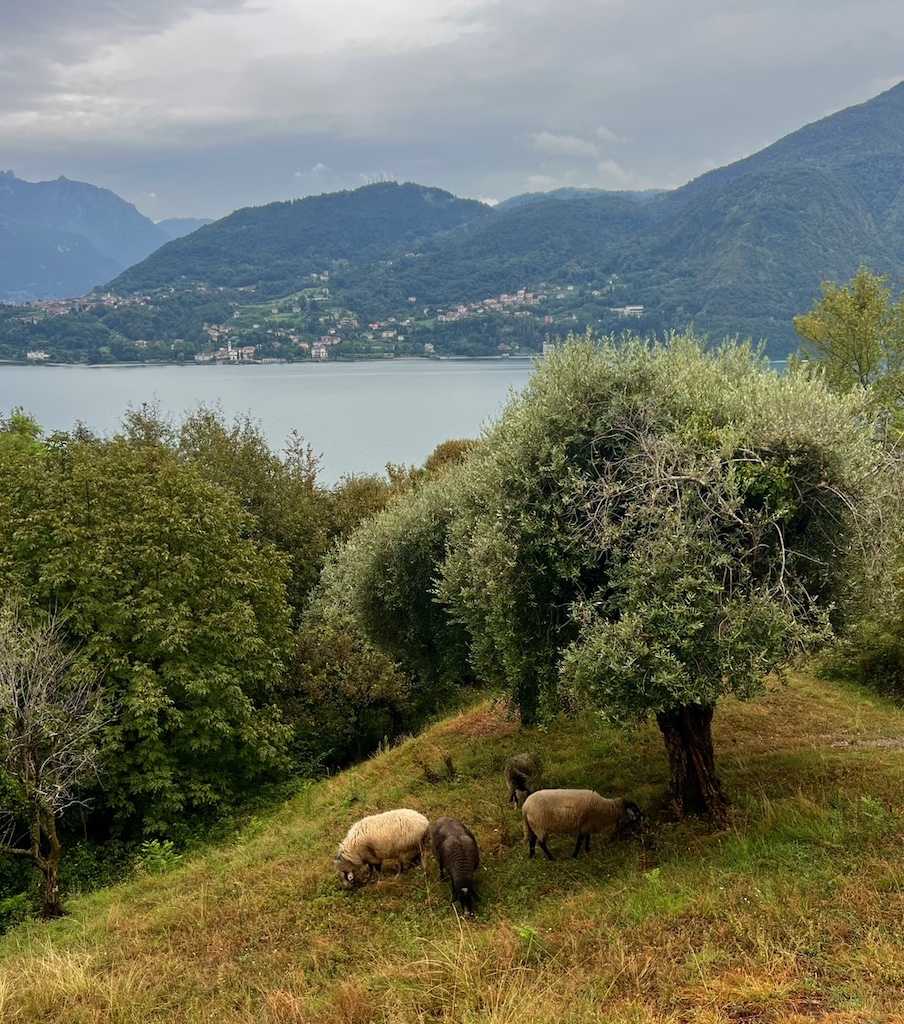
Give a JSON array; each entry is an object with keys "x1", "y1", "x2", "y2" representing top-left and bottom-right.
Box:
[{"x1": 0, "y1": 360, "x2": 535, "y2": 482}]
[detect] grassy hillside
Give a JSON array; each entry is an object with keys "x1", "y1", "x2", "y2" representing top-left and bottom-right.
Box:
[{"x1": 1, "y1": 671, "x2": 902, "y2": 1023}]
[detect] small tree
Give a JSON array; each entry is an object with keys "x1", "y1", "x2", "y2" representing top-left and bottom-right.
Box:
[
  {"x1": 794, "y1": 266, "x2": 904, "y2": 428},
  {"x1": 0, "y1": 607, "x2": 107, "y2": 918}
]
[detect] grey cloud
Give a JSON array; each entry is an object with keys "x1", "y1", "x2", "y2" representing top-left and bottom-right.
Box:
[
  {"x1": 2, "y1": 0, "x2": 903, "y2": 217},
  {"x1": 530, "y1": 132, "x2": 600, "y2": 159}
]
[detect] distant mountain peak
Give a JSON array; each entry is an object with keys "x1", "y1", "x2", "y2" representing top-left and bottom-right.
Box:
[{"x1": 0, "y1": 172, "x2": 167, "y2": 301}]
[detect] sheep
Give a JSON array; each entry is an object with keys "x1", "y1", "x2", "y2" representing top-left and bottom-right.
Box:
[
  {"x1": 505, "y1": 752, "x2": 543, "y2": 806},
  {"x1": 521, "y1": 789, "x2": 643, "y2": 860},
  {"x1": 334, "y1": 808, "x2": 430, "y2": 888},
  {"x1": 429, "y1": 816, "x2": 480, "y2": 915}
]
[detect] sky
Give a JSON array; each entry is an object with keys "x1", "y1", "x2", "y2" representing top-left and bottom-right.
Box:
[{"x1": 2, "y1": 0, "x2": 903, "y2": 220}]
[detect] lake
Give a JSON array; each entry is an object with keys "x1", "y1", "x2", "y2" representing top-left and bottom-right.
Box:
[{"x1": 0, "y1": 360, "x2": 535, "y2": 482}]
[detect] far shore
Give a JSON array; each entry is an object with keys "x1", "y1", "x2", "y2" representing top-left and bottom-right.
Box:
[{"x1": 1, "y1": 353, "x2": 539, "y2": 369}]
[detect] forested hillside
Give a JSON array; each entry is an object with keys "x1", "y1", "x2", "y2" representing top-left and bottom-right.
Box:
[{"x1": 109, "y1": 182, "x2": 491, "y2": 295}]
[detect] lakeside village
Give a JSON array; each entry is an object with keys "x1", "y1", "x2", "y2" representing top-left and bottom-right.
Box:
[{"x1": 17, "y1": 272, "x2": 646, "y2": 364}]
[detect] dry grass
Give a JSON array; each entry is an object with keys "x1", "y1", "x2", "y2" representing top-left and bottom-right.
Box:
[{"x1": 1, "y1": 671, "x2": 902, "y2": 1023}]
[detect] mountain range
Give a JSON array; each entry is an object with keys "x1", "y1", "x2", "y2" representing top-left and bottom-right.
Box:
[{"x1": 3, "y1": 81, "x2": 904, "y2": 359}]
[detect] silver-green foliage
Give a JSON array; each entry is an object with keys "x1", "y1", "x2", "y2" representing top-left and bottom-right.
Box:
[
  {"x1": 336, "y1": 468, "x2": 471, "y2": 688},
  {"x1": 439, "y1": 334, "x2": 892, "y2": 724}
]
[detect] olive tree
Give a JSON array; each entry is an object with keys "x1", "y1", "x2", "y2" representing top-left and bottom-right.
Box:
[
  {"x1": 338, "y1": 467, "x2": 472, "y2": 690},
  {"x1": 0, "y1": 607, "x2": 107, "y2": 917},
  {"x1": 438, "y1": 336, "x2": 890, "y2": 822}
]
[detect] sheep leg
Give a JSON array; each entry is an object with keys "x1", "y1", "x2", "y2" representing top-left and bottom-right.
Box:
[
  {"x1": 583, "y1": 834, "x2": 591, "y2": 853},
  {"x1": 572, "y1": 833, "x2": 584, "y2": 858},
  {"x1": 527, "y1": 827, "x2": 537, "y2": 859},
  {"x1": 538, "y1": 837, "x2": 554, "y2": 861}
]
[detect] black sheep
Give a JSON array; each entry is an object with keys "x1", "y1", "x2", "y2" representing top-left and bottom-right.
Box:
[{"x1": 429, "y1": 816, "x2": 480, "y2": 915}]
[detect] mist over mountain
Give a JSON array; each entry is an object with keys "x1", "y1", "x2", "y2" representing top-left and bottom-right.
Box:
[{"x1": 0, "y1": 171, "x2": 167, "y2": 300}]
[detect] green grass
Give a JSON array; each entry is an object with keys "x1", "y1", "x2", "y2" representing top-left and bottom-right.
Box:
[{"x1": 1, "y1": 671, "x2": 902, "y2": 1023}]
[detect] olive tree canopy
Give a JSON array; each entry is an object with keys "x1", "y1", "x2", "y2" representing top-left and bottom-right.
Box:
[{"x1": 437, "y1": 336, "x2": 891, "y2": 821}]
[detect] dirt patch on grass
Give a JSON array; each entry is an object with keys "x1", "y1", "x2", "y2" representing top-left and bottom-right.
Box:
[
  {"x1": 437, "y1": 700, "x2": 519, "y2": 739},
  {"x1": 826, "y1": 735, "x2": 904, "y2": 750}
]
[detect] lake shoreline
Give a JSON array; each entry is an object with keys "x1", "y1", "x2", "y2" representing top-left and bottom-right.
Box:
[{"x1": 2, "y1": 354, "x2": 538, "y2": 369}]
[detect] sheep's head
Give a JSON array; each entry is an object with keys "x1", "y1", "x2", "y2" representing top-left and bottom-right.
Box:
[
  {"x1": 618, "y1": 800, "x2": 644, "y2": 835},
  {"x1": 333, "y1": 853, "x2": 365, "y2": 889},
  {"x1": 453, "y1": 881, "x2": 477, "y2": 916}
]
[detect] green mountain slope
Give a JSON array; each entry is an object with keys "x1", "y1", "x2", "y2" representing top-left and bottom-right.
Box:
[
  {"x1": 155, "y1": 217, "x2": 213, "y2": 241},
  {"x1": 110, "y1": 182, "x2": 491, "y2": 296},
  {"x1": 8, "y1": 83, "x2": 904, "y2": 359},
  {"x1": 336, "y1": 191, "x2": 658, "y2": 318},
  {"x1": 337, "y1": 83, "x2": 904, "y2": 353},
  {"x1": 1, "y1": 672, "x2": 901, "y2": 1023}
]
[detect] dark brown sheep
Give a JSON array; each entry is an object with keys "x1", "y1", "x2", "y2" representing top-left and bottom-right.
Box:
[
  {"x1": 429, "y1": 816, "x2": 480, "y2": 915},
  {"x1": 505, "y1": 752, "x2": 543, "y2": 806}
]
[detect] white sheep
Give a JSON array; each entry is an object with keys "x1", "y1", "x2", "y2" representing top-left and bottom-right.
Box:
[
  {"x1": 333, "y1": 808, "x2": 430, "y2": 888},
  {"x1": 521, "y1": 789, "x2": 643, "y2": 859}
]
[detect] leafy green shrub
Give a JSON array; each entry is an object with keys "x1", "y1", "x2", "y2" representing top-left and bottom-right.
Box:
[
  {"x1": 830, "y1": 558, "x2": 904, "y2": 699},
  {"x1": 338, "y1": 466, "x2": 472, "y2": 689},
  {"x1": 135, "y1": 839, "x2": 182, "y2": 875},
  {"x1": 0, "y1": 893, "x2": 31, "y2": 931},
  {"x1": 0, "y1": 425, "x2": 295, "y2": 834},
  {"x1": 287, "y1": 555, "x2": 414, "y2": 771},
  {"x1": 125, "y1": 406, "x2": 332, "y2": 621}
]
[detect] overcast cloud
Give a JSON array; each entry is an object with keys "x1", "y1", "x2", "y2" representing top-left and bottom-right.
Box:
[{"x1": 2, "y1": 0, "x2": 903, "y2": 218}]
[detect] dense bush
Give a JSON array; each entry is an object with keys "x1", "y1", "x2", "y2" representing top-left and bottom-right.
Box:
[
  {"x1": 288, "y1": 557, "x2": 414, "y2": 771},
  {"x1": 830, "y1": 548, "x2": 904, "y2": 699},
  {"x1": 0, "y1": 420, "x2": 295, "y2": 833},
  {"x1": 121, "y1": 406, "x2": 332, "y2": 621},
  {"x1": 336, "y1": 467, "x2": 472, "y2": 688}
]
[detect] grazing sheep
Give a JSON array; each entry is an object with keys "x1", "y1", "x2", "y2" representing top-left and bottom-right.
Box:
[
  {"x1": 429, "y1": 816, "x2": 480, "y2": 915},
  {"x1": 521, "y1": 789, "x2": 643, "y2": 860},
  {"x1": 505, "y1": 752, "x2": 543, "y2": 806},
  {"x1": 334, "y1": 808, "x2": 429, "y2": 888}
]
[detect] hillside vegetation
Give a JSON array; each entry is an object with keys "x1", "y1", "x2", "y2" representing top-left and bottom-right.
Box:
[
  {"x1": 108, "y1": 182, "x2": 491, "y2": 296},
  {"x1": 0, "y1": 671, "x2": 901, "y2": 1023}
]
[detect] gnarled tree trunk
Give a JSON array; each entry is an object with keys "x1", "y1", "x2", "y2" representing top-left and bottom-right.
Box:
[
  {"x1": 37, "y1": 808, "x2": 64, "y2": 919},
  {"x1": 656, "y1": 704, "x2": 728, "y2": 826}
]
